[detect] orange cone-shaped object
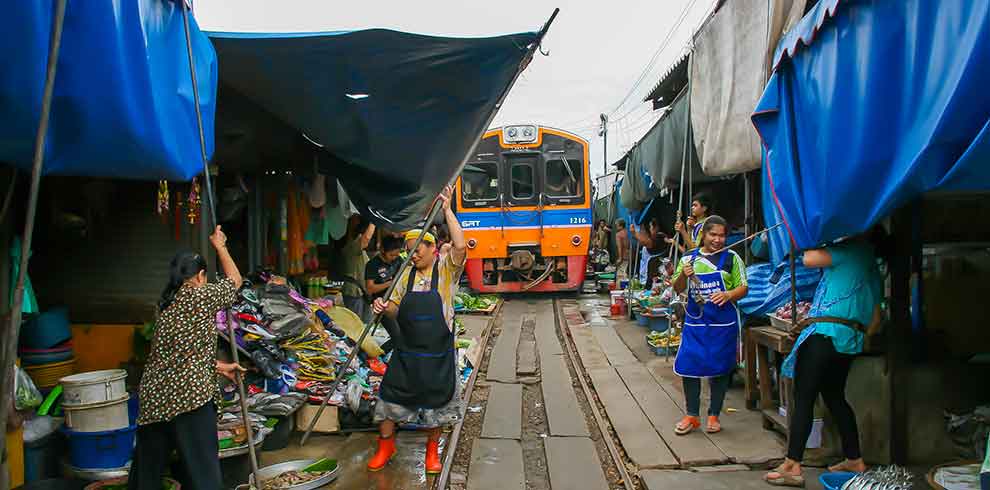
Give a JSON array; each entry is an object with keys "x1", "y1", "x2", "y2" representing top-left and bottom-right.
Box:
[
  {"x1": 368, "y1": 436, "x2": 396, "y2": 471},
  {"x1": 425, "y1": 439, "x2": 442, "y2": 475}
]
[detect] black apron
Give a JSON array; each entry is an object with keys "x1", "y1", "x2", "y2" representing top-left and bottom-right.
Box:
[{"x1": 378, "y1": 261, "x2": 456, "y2": 408}]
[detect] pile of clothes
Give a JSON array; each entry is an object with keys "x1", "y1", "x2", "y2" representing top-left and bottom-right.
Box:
[{"x1": 215, "y1": 270, "x2": 390, "y2": 432}]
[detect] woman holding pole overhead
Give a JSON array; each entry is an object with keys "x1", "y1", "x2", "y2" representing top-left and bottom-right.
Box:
[
  {"x1": 368, "y1": 186, "x2": 466, "y2": 475},
  {"x1": 670, "y1": 216, "x2": 748, "y2": 435}
]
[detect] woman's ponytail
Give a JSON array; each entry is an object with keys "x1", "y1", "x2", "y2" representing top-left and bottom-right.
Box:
[{"x1": 158, "y1": 251, "x2": 207, "y2": 312}]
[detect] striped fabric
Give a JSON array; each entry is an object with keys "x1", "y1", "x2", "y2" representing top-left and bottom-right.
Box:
[{"x1": 738, "y1": 261, "x2": 822, "y2": 317}]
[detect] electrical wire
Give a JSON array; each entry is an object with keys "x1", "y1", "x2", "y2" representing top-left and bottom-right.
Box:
[{"x1": 607, "y1": 0, "x2": 703, "y2": 119}]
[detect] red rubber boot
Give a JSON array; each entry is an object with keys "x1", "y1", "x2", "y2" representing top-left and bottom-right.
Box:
[
  {"x1": 425, "y1": 439, "x2": 442, "y2": 475},
  {"x1": 367, "y1": 436, "x2": 396, "y2": 471}
]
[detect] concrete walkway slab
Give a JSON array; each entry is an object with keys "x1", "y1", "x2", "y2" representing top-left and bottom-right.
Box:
[
  {"x1": 569, "y1": 324, "x2": 611, "y2": 371},
  {"x1": 639, "y1": 469, "x2": 826, "y2": 490},
  {"x1": 616, "y1": 364, "x2": 728, "y2": 466},
  {"x1": 533, "y1": 308, "x2": 563, "y2": 358},
  {"x1": 481, "y1": 382, "x2": 522, "y2": 439},
  {"x1": 487, "y1": 313, "x2": 522, "y2": 383},
  {"x1": 540, "y1": 353, "x2": 590, "y2": 437},
  {"x1": 586, "y1": 366, "x2": 678, "y2": 469},
  {"x1": 591, "y1": 326, "x2": 640, "y2": 367},
  {"x1": 545, "y1": 437, "x2": 610, "y2": 490},
  {"x1": 468, "y1": 439, "x2": 526, "y2": 490},
  {"x1": 516, "y1": 339, "x2": 538, "y2": 375}
]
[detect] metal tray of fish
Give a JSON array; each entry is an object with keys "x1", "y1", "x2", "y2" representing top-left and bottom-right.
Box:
[{"x1": 252, "y1": 459, "x2": 340, "y2": 490}]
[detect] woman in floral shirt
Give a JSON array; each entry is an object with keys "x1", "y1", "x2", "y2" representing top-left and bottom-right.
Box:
[{"x1": 128, "y1": 226, "x2": 243, "y2": 490}]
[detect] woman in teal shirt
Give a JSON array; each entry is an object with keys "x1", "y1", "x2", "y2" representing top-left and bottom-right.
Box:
[{"x1": 766, "y1": 232, "x2": 884, "y2": 487}]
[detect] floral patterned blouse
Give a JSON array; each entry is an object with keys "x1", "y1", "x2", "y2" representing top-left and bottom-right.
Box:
[{"x1": 137, "y1": 278, "x2": 236, "y2": 426}]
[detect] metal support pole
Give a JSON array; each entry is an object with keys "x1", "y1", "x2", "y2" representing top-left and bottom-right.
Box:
[
  {"x1": 0, "y1": 4, "x2": 66, "y2": 485},
  {"x1": 300, "y1": 6, "x2": 561, "y2": 447},
  {"x1": 181, "y1": 6, "x2": 261, "y2": 486}
]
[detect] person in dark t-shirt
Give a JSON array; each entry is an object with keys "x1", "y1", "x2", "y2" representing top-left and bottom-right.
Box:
[{"x1": 365, "y1": 235, "x2": 403, "y2": 352}]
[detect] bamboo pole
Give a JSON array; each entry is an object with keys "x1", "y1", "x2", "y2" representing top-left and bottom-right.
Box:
[{"x1": 0, "y1": 5, "x2": 67, "y2": 489}]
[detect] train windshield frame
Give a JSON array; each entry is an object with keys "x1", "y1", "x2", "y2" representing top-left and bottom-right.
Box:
[
  {"x1": 461, "y1": 161, "x2": 500, "y2": 207},
  {"x1": 507, "y1": 154, "x2": 540, "y2": 205},
  {"x1": 543, "y1": 155, "x2": 584, "y2": 204}
]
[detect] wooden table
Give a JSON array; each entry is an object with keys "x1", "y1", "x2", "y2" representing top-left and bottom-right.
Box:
[{"x1": 744, "y1": 326, "x2": 795, "y2": 436}]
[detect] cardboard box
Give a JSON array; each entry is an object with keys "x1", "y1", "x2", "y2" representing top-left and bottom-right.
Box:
[{"x1": 295, "y1": 404, "x2": 339, "y2": 434}]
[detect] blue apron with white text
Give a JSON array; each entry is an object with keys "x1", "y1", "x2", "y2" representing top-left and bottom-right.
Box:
[{"x1": 674, "y1": 250, "x2": 740, "y2": 378}]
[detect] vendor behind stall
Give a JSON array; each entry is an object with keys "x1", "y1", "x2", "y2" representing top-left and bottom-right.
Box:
[
  {"x1": 634, "y1": 218, "x2": 672, "y2": 287},
  {"x1": 129, "y1": 226, "x2": 244, "y2": 490},
  {"x1": 341, "y1": 215, "x2": 376, "y2": 322},
  {"x1": 369, "y1": 186, "x2": 466, "y2": 475},
  {"x1": 674, "y1": 192, "x2": 713, "y2": 251},
  {"x1": 365, "y1": 235, "x2": 403, "y2": 349},
  {"x1": 671, "y1": 216, "x2": 747, "y2": 436}
]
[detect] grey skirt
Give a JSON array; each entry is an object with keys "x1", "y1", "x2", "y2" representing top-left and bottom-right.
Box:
[{"x1": 373, "y1": 381, "x2": 465, "y2": 428}]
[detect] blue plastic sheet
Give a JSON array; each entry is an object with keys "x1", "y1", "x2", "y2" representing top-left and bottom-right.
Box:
[
  {"x1": 0, "y1": 0, "x2": 217, "y2": 181},
  {"x1": 753, "y1": 0, "x2": 990, "y2": 252},
  {"x1": 209, "y1": 29, "x2": 538, "y2": 228},
  {"x1": 737, "y1": 261, "x2": 821, "y2": 317}
]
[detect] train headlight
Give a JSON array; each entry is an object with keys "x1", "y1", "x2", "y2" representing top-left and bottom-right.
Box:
[
  {"x1": 571, "y1": 235, "x2": 582, "y2": 246},
  {"x1": 467, "y1": 238, "x2": 478, "y2": 249},
  {"x1": 503, "y1": 125, "x2": 538, "y2": 144}
]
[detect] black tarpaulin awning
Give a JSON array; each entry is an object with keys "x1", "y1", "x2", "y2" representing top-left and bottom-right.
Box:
[{"x1": 208, "y1": 28, "x2": 541, "y2": 228}]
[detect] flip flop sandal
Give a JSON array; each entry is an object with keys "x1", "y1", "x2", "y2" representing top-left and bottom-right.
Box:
[
  {"x1": 674, "y1": 416, "x2": 701, "y2": 435},
  {"x1": 705, "y1": 417, "x2": 722, "y2": 433},
  {"x1": 764, "y1": 470, "x2": 805, "y2": 487}
]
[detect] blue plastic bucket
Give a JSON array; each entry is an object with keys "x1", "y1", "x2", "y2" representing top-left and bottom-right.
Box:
[
  {"x1": 648, "y1": 316, "x2": 670, "y2": 333},
  {"x1": 60, "y1": 425, "x2": 136, "y2": 470},
  {"x1": 820, "y1": 472, "x2": 856, "y2": 490},
  {"x1": 636, "y1": 312, "x2": 649, "y2": 327},
  {"x1": 20, "y1": 308, "x2": 71, "y2": 350}
]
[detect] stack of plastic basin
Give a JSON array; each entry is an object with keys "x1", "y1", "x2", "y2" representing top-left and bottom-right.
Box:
[
  {"x1": 57, "y1": 370, "x2": 135, "y2": 471},
  {"x1": 19, "y1": 308, "x2": 75, "y2": 391}
]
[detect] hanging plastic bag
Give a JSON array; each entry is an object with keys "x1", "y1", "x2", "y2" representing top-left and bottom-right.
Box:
[{"x1": 14, "y1": 364, "x2": 42, "y2": 410}]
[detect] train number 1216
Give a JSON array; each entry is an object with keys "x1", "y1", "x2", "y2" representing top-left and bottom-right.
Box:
[{"x1": 569, "y1": 217, "x2": 589, "y2": 224}]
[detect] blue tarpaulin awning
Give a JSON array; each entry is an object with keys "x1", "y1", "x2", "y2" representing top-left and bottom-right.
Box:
[
  {"x1": 753, "y1": 0, "x2": 990, "y2": 260},
  {"x1": 0, "y1": 0, "x2": 217, "y2": 181},
  {"x1": 208, "y1": 28, "x2": 540, "y2": 228}
]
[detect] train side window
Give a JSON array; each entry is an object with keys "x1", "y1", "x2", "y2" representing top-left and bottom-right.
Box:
[
  {"x1": 511, "y1": 163, "x2": 535, "y2": 200},
  {"x1": 545, "y1": 158, "x2": 583, "y2": 199},
  {"x1": 462, "y1": 162, "x2": 499, "y2": 205}
]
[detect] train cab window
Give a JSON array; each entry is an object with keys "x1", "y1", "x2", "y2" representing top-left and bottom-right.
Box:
[
  {"x1": 510, "y1": 163, "x2": 535, "y2": 200},
  {"x1": 462, "y1": 162, "x2": 499, "y2": 206},
  {"x1": 545, "y1": 158, "x2": 583, "y2": 200}
]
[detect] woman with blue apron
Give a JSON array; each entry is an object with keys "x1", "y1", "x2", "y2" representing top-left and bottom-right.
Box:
[{"x1": 671, "y1": 216, "x2": 747, "y2": 435}]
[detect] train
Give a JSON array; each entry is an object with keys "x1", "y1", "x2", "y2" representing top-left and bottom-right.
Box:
[{"x1": 455, "y1": 125, "x2": 592, "y2": 293}]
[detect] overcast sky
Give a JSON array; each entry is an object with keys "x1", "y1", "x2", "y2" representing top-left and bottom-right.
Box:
[{"x1": 195, "y1": 1, "x2": 715, "y2": 180}]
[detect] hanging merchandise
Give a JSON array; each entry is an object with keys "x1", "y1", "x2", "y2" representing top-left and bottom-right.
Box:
[
  {"x1": 286, "y1": 188, "x2": 305, "y2": 276},
  {"x1": 187, "y1": 177, "x2": 201, "y2": 225},
  {"x1": 156, "y1": 180, "x2": 169, "y2": 221}
]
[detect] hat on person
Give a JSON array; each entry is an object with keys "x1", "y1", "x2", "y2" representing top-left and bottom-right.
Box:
[{"x1": 404, "y1": 229, "x2": 436, "y2": 245}]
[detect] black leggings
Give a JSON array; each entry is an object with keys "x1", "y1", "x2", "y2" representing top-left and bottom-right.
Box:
[
  {"x1": 683, "y1": 374, "x2": 732, "y2": 417},
  {"x1": 128, "y1": 403, "x2": 222, "y2": 490},
  {"x1": 787, "y1": 334, "x2": 861, "y2": 462}
]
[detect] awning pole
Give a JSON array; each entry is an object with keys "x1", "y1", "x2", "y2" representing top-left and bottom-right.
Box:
[
  {"x1": 671, "y1": 52, "x2": 694, "y2": 267},
  {"x1": 0, "y1": 2, "x2": 67, "y2": 486},
  {"x1": 180, "y1": 5, "x2": 261, "y2": 487},
  {"x1": 301, "y1": 9, "x2": 561, "y2": 456}
]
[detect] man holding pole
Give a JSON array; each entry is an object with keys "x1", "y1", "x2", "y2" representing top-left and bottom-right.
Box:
[{"x1": 368, "y1": 185, "x2": 467, "y2": 474}]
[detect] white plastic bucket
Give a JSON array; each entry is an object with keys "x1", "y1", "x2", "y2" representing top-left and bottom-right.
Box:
[
  {"x1": 59, "y1": 369, "x2": 128, "y2": 407},
  {"x1": 63, "y1": 395, "x2": 130, "y2": 432},
  {"x1": 610, "y1": 290, "x2": 624, "y2": 306}
]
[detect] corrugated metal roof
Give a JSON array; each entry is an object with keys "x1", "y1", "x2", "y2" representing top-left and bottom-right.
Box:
[{"x1": 643, "y1": 51, "x2": 690, "y2": 107}]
